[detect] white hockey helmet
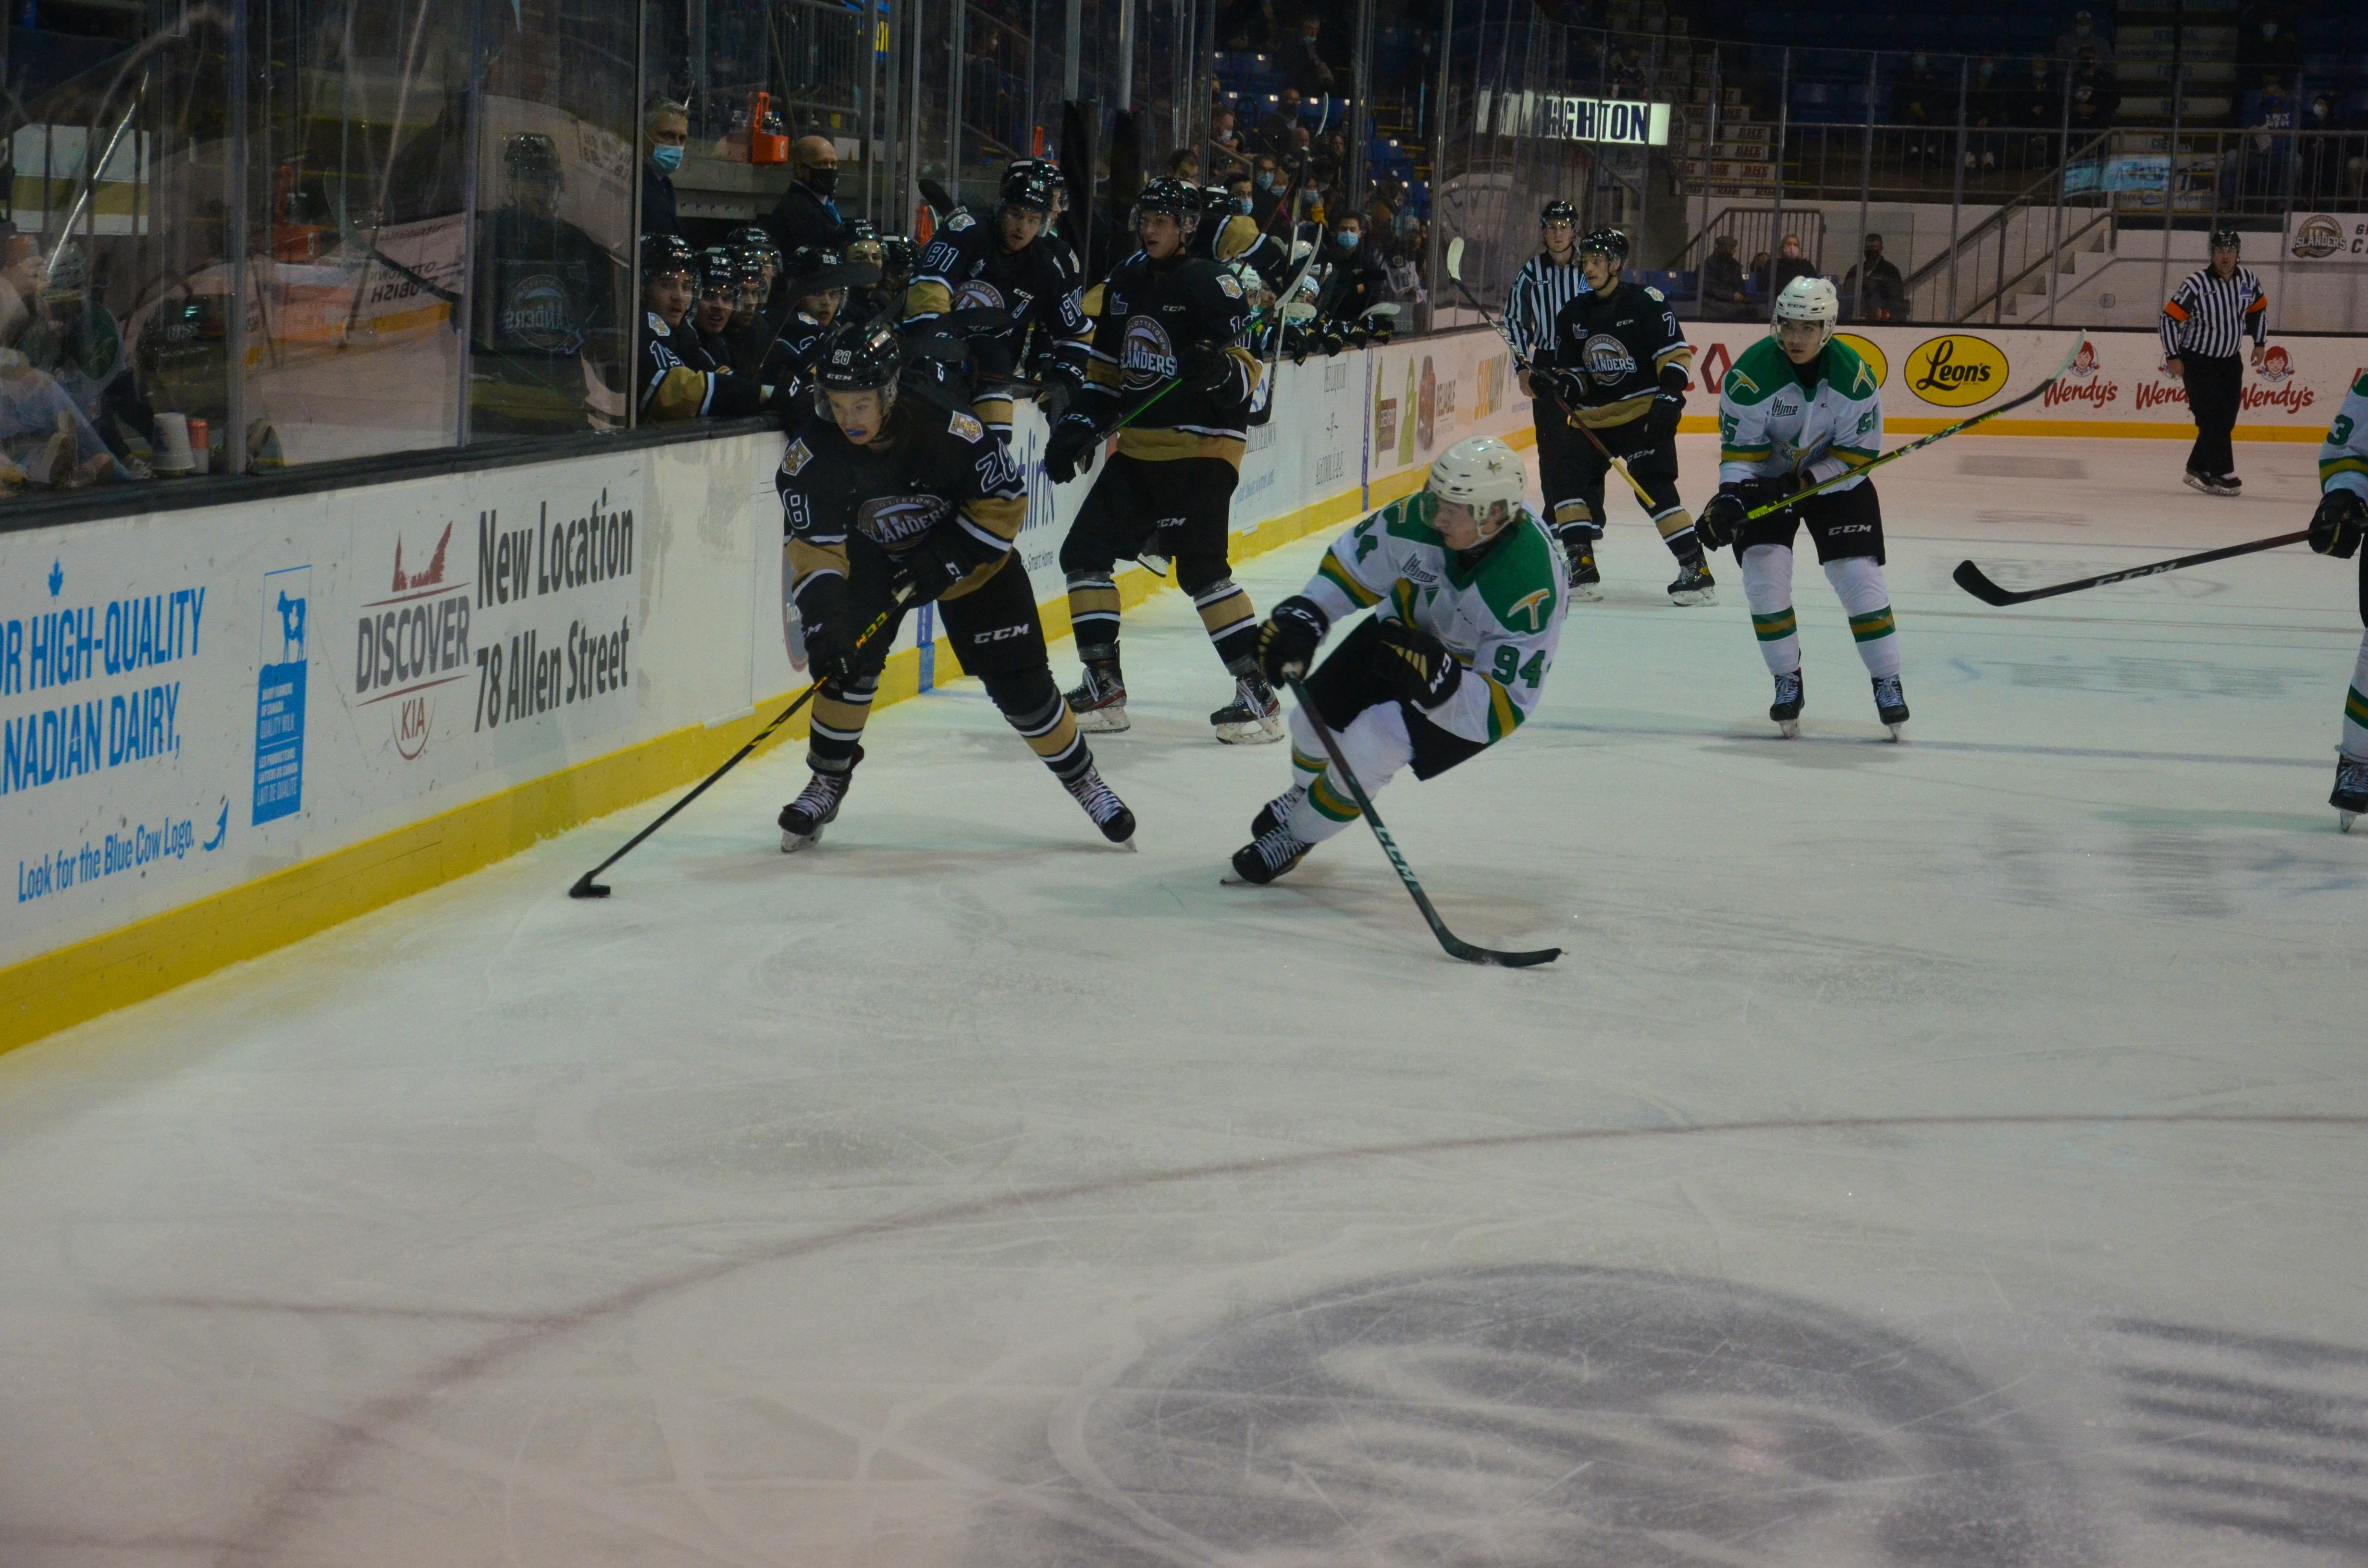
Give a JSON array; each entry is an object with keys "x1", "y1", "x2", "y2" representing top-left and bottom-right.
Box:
[
  {"x1": 1427, "y1": 436, "x2": 1526, "y2": 539},
  {"x1": 1772, "y1": 275, "x2": 1840, "y2": 345}
]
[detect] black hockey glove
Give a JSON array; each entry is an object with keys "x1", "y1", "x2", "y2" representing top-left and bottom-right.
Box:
[
  {"x1": 1320, "y1": 330, "x2": 1348, "y2": 358},
  {"x1": 1373, "y1": 618, "x2": 1463, "y2": 710},
  {"x1": 1179, "y1": 342, "x2": 1238, "y2": 394},
  {"x1": 2310, "y1": 487, "x2": 2366, "y2": 559},
  {"x1": 1645, "y1": 387, "x2": 1685, "y2": 445},
  {"x1": 1256, "y1": 595, "x2": 1330, "y2": 683},
  {"x1": 1369, "y1": 319, "x2": 1395, "y2": 345},
  {"x1": 890, "y1": 532, "x2": 975, "y2": 605},
  {"x1": 1346, "y1": 326, "x2": 1371, "y2": 350},
  {"x1": 797, "y1": 580, "x2": 859, "y2": 683},
  {"x1": 1543, "y1": 368, "x2": 1591, "y2": 413},
  {"x1": 1043, "y1": 414, "x2": 1102, "y2": 485},
  {"x1": 1696, "y1": 487, "x2": 1748, "y2": 552},
  {"x1": 1736, "y1": 470, "x2": 1805, "y2": 516}
]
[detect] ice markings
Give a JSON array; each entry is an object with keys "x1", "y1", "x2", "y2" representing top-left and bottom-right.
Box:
[
  {"x1": 1983, "y1": 653, "x2": 2318, "y2": 697},
  {"x1": 976, "y1": 1266, "x2": 2098, "y2": 1568},
  {"x1": 2113, "y1": 1319, "x2": 2368, "y2": 1557}
]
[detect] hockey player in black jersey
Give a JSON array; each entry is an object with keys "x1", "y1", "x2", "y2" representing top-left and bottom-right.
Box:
[
  {"x1": 764, "y1": 246, "x2": 876, "y2": 408},
  {"x1": 1537, "y1": 227, "x2": 1715, "y2": 606},
  {"x1": 636, "y1": 234, "x2": 772, "y2": 423},
  {"x1": 1192, "y1": 182, "x2": 1295, "y2": 296},
  {"x1": 774, "y1": 320, "x2": 1135, "y2": 848},
  {"x1": 1311, "y1": 213, "x2": 1394, "y2": 352},
  {"x1": 1042, "y1": 177, "x2": 1280, "y2": 744},
  {"x1": 901, "y1": 167, "x2": 1093, "y2": 440}
]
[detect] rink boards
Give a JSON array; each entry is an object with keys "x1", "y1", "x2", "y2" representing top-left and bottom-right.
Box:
[{"x1": 0, "y1": 329, "x2": 1526, "y2": 1050}]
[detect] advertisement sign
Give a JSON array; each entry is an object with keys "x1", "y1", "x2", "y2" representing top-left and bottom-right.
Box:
[{"x1": 2288, "y1": 213, "x2": 2368, "y2": 264}]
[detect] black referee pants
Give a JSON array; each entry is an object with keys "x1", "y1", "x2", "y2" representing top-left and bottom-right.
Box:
[{"x1": 2183, "y1": 353, "x2": 2244, "y2": 480}]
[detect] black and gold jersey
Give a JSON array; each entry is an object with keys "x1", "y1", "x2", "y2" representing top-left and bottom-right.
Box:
[
  {"x1": 1542, "y1": 279, "x2": 1694, "y2": 430},
  {"x1": 777, "y1": 392, "x2": 1030, "y2": 608},
  {"x1": 638, "y1": 312, "x2": 766, "y2": 422},
  {"x1": 1082, "y1": 249, "x2": 1263, "y2": 466},
  {"x1": 1190, "y1": 210, "x2": 1294, "y2": 292},
  {"x1": 902, "y1": 221, "x2": 1092, "y2": 383}
]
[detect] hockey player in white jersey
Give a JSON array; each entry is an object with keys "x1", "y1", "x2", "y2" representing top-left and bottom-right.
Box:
[
  {"x1": 1229, "y1": 436, "x2": 1566, "y2": 883},
  {"x1": 2310, "y1": 373, "x2": 2368, "y2": 829},
  {"x1": 1694, "y1": 275, "x2": 1908, "y2": 738}
]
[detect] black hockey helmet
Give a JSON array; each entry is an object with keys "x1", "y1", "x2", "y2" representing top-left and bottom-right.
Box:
[
  {"x1": 1132, "y1": 175, "x2": 1202, "y2": 236},
  {"x1": 640, "y1": 232, "x2": 697, "y2": 281},
  {"x1": 1540, "y1": 197, "x2": 1579, "y2": 228},
  {"x1": 783, "y1": 245, "x2": 880, "y2": 299},
  {"x1": 2208, "y1": 226, "x2": 2242, "y2": 254},
  {"x1": 1579, "y1": 226, "x2": 1630, "y2": 264},
  {"x1": 727, "y1": 222, "x2": 771, "y2": 251},
  {"x1": 813, "y1": 318, "x2": 905, "y2": 425},
  {"x1": 696, "y1": 245, "x2": 738, "y2": 294},
  {"x1": 997, "y1": 168, "x2": 1057, "y2": 214},
  {"x1": 504, "y1": 133, "x2": 561, "y2": 181}
]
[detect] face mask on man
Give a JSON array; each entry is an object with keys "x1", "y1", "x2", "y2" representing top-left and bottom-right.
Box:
[
  {"x1": 1256, "y1": 172, "x2": 1275, "y2": 190},
  {"x1": 806, "y1": 166, "x2": 839, "y2": 197},
  {"x1": 1335, "y1": 229, "x2": 1359, "y2": 251},
  {"x1": 651, "y1": 144, "x2": 684, "y2": 173}
]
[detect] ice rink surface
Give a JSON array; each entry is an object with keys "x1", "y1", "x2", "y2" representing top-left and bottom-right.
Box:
[{"x1": 5, "y1": 434, "x2": 2367, "y2": 1566}]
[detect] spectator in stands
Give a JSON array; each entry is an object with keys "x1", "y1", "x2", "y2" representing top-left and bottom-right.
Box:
[
  {"x1": 2069, "y1": 51, "x2": 2120, "y2": 137},
  {"x1": 1314, "y1": 213, "x2": 1392, "y2": 347},
  {"x1": 1897, "y1": 54, "x2": 1949, "y2": 164},
  {"x1": 1251, "y1": 154, "x2": 1287, "y2": 226},
  {"x1": 1277, "y1": 14, "x2": 1338, "y2": 98},
  {"x1": 641, "y1": 97, "x2": 688, "y2": 240},
  {"x1": 1842, "y1": 233, "x2": 1904, "y2": 323},
  {"x1": 1608, "y1": 43, "x2": 1648, "y2": 98},
  {"x1": 2239, "y1": 4, "x2": 2301, "y2": 79},
  {"x1": 2300, "y1": 92, "x2": 2350, "y2": 204},
  {"x1": 1967, "y1": 55, "x2": 2004, "y2": 172},
  {"x1": 1218, "y1": 0, "x2": 1275, "y2": 51},
  {"x1": 1208, "y1": 107, "x2": 1248, "y2": 175},
  {"x1": 2054, "y1": 9, "x2": 2113, "y2": 66},
  {"x1": 1260, "y1": 86, "x2": 1305, "y2": 157},
  {"x1": 1747, "y1": 247, "x2": 1773, "y2": 298},
  {"x1": 1169, "y1": 147, "x2": 1203, "y2": 184},
  {"x1": 2235, "y1": 77, "x2": 2297, "y2": 208},
  {"x1": 765, "y1": 135, "x2": 852, "y2": 260},
  {"x1": 2018, "y1": 57, "x2": 2061, "y2": 159},
  {"x1": 1771, "y1": 233, "x2": 1816, "y2": 294},
  {"x1": 1701, "y1": 233, "x2": 1749, "y2": 320}
]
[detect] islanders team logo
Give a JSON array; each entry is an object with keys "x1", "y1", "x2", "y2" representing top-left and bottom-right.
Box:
[
  {"x1": 855, "y1": 494, "x2": 952, "y2": 547},
  {"x1": 952, "y1": 279, "x2": 1008, "y2": 312},
  {"x1": 499, "y1": 272, "x2": 580, "y2": 354},
  {"x1": 1905, "y1": 334, "x2": 2010, "y2": 408},
  {"x1": 1579, "y1": 332, "x2": 1637, "y2": 387},
  {"x1": 2292, "y1": 214, "x2": 2345, "y2": 259},
  {"x1": 1121, "y1": 315, "x2": 1177, "y2": 391}
]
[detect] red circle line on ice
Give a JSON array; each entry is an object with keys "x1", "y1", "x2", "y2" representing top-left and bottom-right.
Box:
[{"x1": 209, "y1": 1109, "x2": 2364, "y2": 1562}]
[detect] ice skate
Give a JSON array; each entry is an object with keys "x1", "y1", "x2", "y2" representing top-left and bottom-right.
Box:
[
  {"x1": 1251, "y1": 783, "x2": 1306, "y2": 837},
  {"x1": 1770, "y1": 667, "x2": 1804, "y2": 738},
  {"x1": 2334, "y1": 750, "x2": 2368, "y2": 833},
  {"x1": 1065, "y1": 649, "x2": 1129, "y2": 733},
  {"x1": 1872, "y1": 674, "x2": 1910, "y2": 740},
  {"x1": 1064, "y1": 765, "x2": 1137, "y2": 846},
  {"x1": 1565, "y1": 534, "x2": 1603, "y2": 601},
  {"x1": 778, "y1": 761, "x2": 856, "y2": 852},
  {"x1": 2210, "y1": 473, "x2": 2243, "y2": 496},
  {"x1": 1228, "y1": 821, "x2": 1313, "y2": 884},
  {"x1": 1211, "y1": 672, "x2": 1284, "y2": 744},
  {"x1": 2183, "y1": 469, "x2": 2218, "y2": 496},
  {"x1": 1667, "y1": 556, "x2": 1716, "y2": 606}
]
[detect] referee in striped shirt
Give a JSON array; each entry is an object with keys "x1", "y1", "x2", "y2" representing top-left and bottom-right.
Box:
[
  {"x1": 2161, "y1": 227, "x2": 2270, "y2": 496},
  {"x1": 1505, "y1": 200, "x2": 1594, "y2": 548}
]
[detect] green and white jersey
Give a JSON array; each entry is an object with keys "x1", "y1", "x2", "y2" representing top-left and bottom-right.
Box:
[
  {"x1": 1301, "y1": 489, "x2": 1567, "y2": 745},
  {"x1": 2321, "y1": 372, "x2": 2368, "y2": 501},
  {"x1": 1718, "y1": 335, "x2": 1883, "y2": 493}
]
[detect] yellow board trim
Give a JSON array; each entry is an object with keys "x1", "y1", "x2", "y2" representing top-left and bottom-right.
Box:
[
  {"x1": 0, "y1": 461, "x2": 1398, "y2": 1054},
  {"x1": 1675, "y1": 414, "x2": 2320, "y2": 442}
]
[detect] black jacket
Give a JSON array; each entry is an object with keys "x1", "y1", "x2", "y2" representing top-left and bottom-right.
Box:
[
  {"x1": 640, "y1": 161, "x2": 680, "y2": 239},
  {"x1": 765, "y1": 182, "x2": 851, "y2": 262}
]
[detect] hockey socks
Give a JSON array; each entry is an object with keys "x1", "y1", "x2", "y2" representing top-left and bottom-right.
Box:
[
  {"x1": 1741, "y1": 545, "x2": 1801, "y2": 674},
  {"x1": 1065, "y1": 572, "x2": 1121, "y2": 647},
  {"x1": 1192, "y1": 576, "x2": 1260, "y2": 668},
  {"x1": 1283, "y1": 701, "x2": 1418, "y2": 848},
  {"x1": 807, "y1": 675, "x2": 878, "y2": 772},
  {"x1": 986, "y1": 673, "x2": 1092, "y2": 784},
  {"x1": 1826, "y1": 557, "x2": 1901, "y2": 680},
  {"x1": 2345, "y1": 632, "x2": 2368, "y2": 757}
]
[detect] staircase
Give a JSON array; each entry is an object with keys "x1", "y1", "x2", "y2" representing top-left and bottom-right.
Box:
[{"x1": 2113, "y1": 0, "x2": 2235, "y2": 126}]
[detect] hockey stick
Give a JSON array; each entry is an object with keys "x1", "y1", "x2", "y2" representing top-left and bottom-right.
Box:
[
  {"x1": 1953, "y1": 529, "x2": 2311, "y2": 607},
  {"x1": 1742, "y1": 331, "x2": 2093, "y2": 522},
  {"x1": 569, "y1": 593, "x2": 908, "y2": 898},
  {"x1": 1444, "y1": 237, "x2": 1660, "y2": 510},
  {"x1": 1283, "y1": 674, "x2": 1563, "y2": 968}
]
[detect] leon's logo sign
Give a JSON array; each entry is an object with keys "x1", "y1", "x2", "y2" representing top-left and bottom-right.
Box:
[
  {"x1": 1834, "y1": 331, "x2": 1889, "y2": 386},
  {"x1": 1906, "y1": 334, "x2": 2010, "y2": 408}
]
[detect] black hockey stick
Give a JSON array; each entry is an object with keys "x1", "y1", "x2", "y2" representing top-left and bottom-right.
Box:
[
  {"x1": 569, "y1": 593, "x2": 908, "y2": 898},
  {"x1": 1953, "y1": 529, "x2": 2312, "y2": 607},
  {"x1": 1283, "y1": 674, "x2": 1562, "y2": 968},
  {"x1": 1741, "y1": 331, "x2": 2092, "y2": 521},
  {"x1": 1443, "y1": 237, "x2": 1661, "y2": 510}
]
